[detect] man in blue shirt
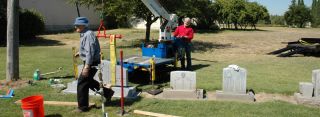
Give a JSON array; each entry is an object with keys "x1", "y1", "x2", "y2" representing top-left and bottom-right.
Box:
[{"x1": 74, "y1": 17, "x2": 113, "y2": 112}]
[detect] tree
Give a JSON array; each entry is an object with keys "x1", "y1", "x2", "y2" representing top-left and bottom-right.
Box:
[
  {"x1": 311, "y1": 0, "x2": 320, "y2": 27},
  {"x1": 73, "y1": 0, "x2": 178, "y2": 41},
  {"x1": 131, "y1": 0, "x2": 158, "y2": 41},
  {"x1": 284, "y1": 0, "x2": 312, "y2": 28},
  {"x1": 270, "y1": 15, "x2": 285, "y2": 26},
  {"x1": 214, "y1": 0, "x2": 269, "y2": 30},
  {"x1": 298, "y1": 0, "x2": 305, "y2": 6},
  {"x1": 172, "y1": 0, "x2": 217, "y2": 29},
  {"x1": 214, "y1": 0, "x2": 246, "y2": 29}
]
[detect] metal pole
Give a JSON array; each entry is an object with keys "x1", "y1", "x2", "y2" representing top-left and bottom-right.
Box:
[
  {"x1": 120, "y1": 49, "x2": 125, "y2": 115},
  {"x1": 6, "y1": 0, "x2": 19, "y2": 82}
]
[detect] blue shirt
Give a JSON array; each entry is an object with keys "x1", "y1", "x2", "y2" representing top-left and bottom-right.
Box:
[{"x1": 79, "y1": 29, "x2": 101, "y2": 65}]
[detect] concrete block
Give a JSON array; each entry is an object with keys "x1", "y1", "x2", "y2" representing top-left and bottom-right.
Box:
[
  {"x1": 294, "y1": 93, "x2": 320, "y2": 106},
  {"x1": 216, "y1": 90, "x2": 254, "y2": 102},
  {"x1": 312, "y1": 69, "x2": 320, "y2": 97},
  {"x1": 63, "y1": 80, "x2": 96, "y2": 95},
  {"x1": 222, "y1": 67, "x2": 247, "y2": 94},
  {"x1": 162, "y1": 88, "x2": 204, "y2": 99},
  {"x1": 299, "y1": 82, "x2": 313, "y2": 98},
  {"x1": 111, "y1": 86, "x2": 139, "y2": 98},
  {"x1": 170, "y1": 71, "x2": 196, "y2": 91},
  {"x1": 78, "y1": 60, "x2": 128, "y2": 86}
]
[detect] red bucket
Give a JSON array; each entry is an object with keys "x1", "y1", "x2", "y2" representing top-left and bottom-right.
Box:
[{"x1": 21, "y1": 95, "x2": 44, "y2": 117}]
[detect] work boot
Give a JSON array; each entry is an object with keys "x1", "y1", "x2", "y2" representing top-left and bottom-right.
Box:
[
  {"x1": 72, "y1": 107, "x2": 89, "y2": 113},
  {"x1": 103, "y1": 88, "x2": 114, "y2": 103}
]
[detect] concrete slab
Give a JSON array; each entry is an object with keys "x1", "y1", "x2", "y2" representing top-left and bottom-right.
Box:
[
  {"x1": 299, "y1": 82, "x2": 313, "y2": 98},
  {"x1": 62, "y1": 80, "x2": 96, "y2": 95},
  {"x1": 62, "y1": 80, "x2": 139, "y2": 98},
  {"x1": 111, "y1": 86, "x2": 139, "y2": 98},
  {"x1": 161, "y1": 88, "x2": 204, "y2": 99},
  {"x1": 216, "y1": 90, "x2": 255, "y2": 102},
  {"x1": 294, "y1": 93, "x2": 320, "y2": 106}
]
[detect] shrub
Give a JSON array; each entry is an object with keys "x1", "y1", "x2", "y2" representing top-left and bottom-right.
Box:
[
  {"x1": 0, "y1": 8, "x2": 45, "y2": 45},
  {"x1": 0, "y1": 0, "x2": 7, "y2": 45},
  {"x1": 19, "y1": 9, "x2": 45, "y2": 39}
]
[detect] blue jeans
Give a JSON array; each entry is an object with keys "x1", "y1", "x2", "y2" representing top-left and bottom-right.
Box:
[{"x1": 175, "y1": 38, "x2": 192, "y2": 70}]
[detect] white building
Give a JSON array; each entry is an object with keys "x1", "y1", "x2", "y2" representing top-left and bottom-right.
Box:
[
  {"x1": 20, "y1": 0, "x2": 100, "y2": 31},
  {"x1": 20, "y1": 0, "x2": 161, "y2": 31},
  {"x1": 130, "y1": 18, "x2": 161, "y2": 29}
]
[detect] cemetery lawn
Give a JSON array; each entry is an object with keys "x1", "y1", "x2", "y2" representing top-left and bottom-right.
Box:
[{"x1": 1, "y1": 27, "x2": 320, "y2": 117}]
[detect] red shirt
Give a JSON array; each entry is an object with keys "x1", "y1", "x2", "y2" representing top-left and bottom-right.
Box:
[{"x1": 173, "y1": 25, "x2": 194, "y2": 42}]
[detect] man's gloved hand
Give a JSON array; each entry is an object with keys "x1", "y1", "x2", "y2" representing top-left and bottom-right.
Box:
[
  {"x1": 75, "y1": 52, "x2": 80, "y2": 57},
  {"x1": 104, "y1": 84, "x2": 112, "y2": 89},
  {"x1": 82, "y1": 64, "x2": 90, "y2": 77},
  {"x1": 177, "y1": 35, "x2": 189, "y2": 39}
]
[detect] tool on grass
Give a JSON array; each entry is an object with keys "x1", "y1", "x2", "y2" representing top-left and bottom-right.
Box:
[
  {"x1": 72, "y1": 47, "x2": 79, "y2": 79},
  {"x1": 0, "y1": 88, "x2": 14, "y2": 98},
  {"x1": 33, "y1": 67, "x2": 63, "y2": 80}
]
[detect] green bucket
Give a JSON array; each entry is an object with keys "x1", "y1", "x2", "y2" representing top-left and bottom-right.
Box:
[{"x1": 33, "y1": 69, "x2": 40, "y2": 81}]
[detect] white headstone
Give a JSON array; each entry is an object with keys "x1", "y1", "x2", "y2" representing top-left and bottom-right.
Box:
[
  {"x1": 312, "y1": 69, "x2": 320, "y2": 97},
  {"x1": 170, "y1": 71, "x2": 196, "y2": 91},
  {"x1": 223, "y1": 66, "x2": 247, "y2": 94}
]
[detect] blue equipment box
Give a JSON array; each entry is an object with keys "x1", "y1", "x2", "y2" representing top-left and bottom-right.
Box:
[
  {"x1": 142, "y1": 40, "x2": 176, "y2": 58},
  {"x1": 142, "y1": 43, "x2": 167, "y2": 58}
]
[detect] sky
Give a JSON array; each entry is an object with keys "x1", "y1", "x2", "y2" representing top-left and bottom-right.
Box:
[{"x1": 249, "y1": 0, "x2": 313, "y2": 15}]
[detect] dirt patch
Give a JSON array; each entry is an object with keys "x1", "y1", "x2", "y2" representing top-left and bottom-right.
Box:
[
  {"x1": 0, "y1": 79, "x2": 30, "y2": 91},
  {"x1": 207, "y1": 92, "x2": 296, "y2": 104},
  {"x1": 141, "y1": 91, "x2": 297, "y2": 104},
  {"x1": 255, "y1": 92, "x2": 297, "y2": 104}
]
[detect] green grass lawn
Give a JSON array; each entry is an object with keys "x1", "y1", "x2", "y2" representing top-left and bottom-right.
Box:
[{"x1": 1, "y1": 27, "x2": 320, "y2": 117}]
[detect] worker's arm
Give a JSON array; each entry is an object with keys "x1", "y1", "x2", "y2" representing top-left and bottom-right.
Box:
[
  {"x1": 173, "y1": 26, "x2": 180, "y2": 37},
  {"x1": 184, "y1": 28, "x2": 194, "y2": 40}
]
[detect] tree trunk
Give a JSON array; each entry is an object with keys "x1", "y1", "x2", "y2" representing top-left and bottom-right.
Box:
[
  {"x1": 144, "y1": 14, "x2": 158, "y2": 42},
  {"x1": 299, "y1": 23, "x2": 304, "y2": 28},
  {"x1": 6, "y1": 0, "x2": 19, "y2": 81},
  {"x1": 145, "y1": 22, "x2": 151, "y2": 42},
  {"x1": 234, "y1": 22, "x2": 238, "y2": 30},
  {"x1": 227, "y1": 22, "x2": 230, "y2": 29}
]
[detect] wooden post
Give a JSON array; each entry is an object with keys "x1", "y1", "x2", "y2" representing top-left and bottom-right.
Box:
[
  {"x1": 6, "y1": 0, "x2": 19, "y2": 82},
  {"x1": 72, "y1": 47, "x2": 78, "y2": 79},
  {"x1": 110, "y1": 35, "x2": 117, "y2": 85},
  {"x1": 133, "y1": 110, "x2": 180, "y2": 117}
]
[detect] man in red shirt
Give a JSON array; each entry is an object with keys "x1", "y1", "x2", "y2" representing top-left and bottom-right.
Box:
[{"x1": 173, "y1": 17, "x2": 194, "y2": 70}]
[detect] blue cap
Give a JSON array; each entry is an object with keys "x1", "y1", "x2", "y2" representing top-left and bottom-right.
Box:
[{"x1": 74, "y1": 17, "x2": 89, "y2": 26}]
